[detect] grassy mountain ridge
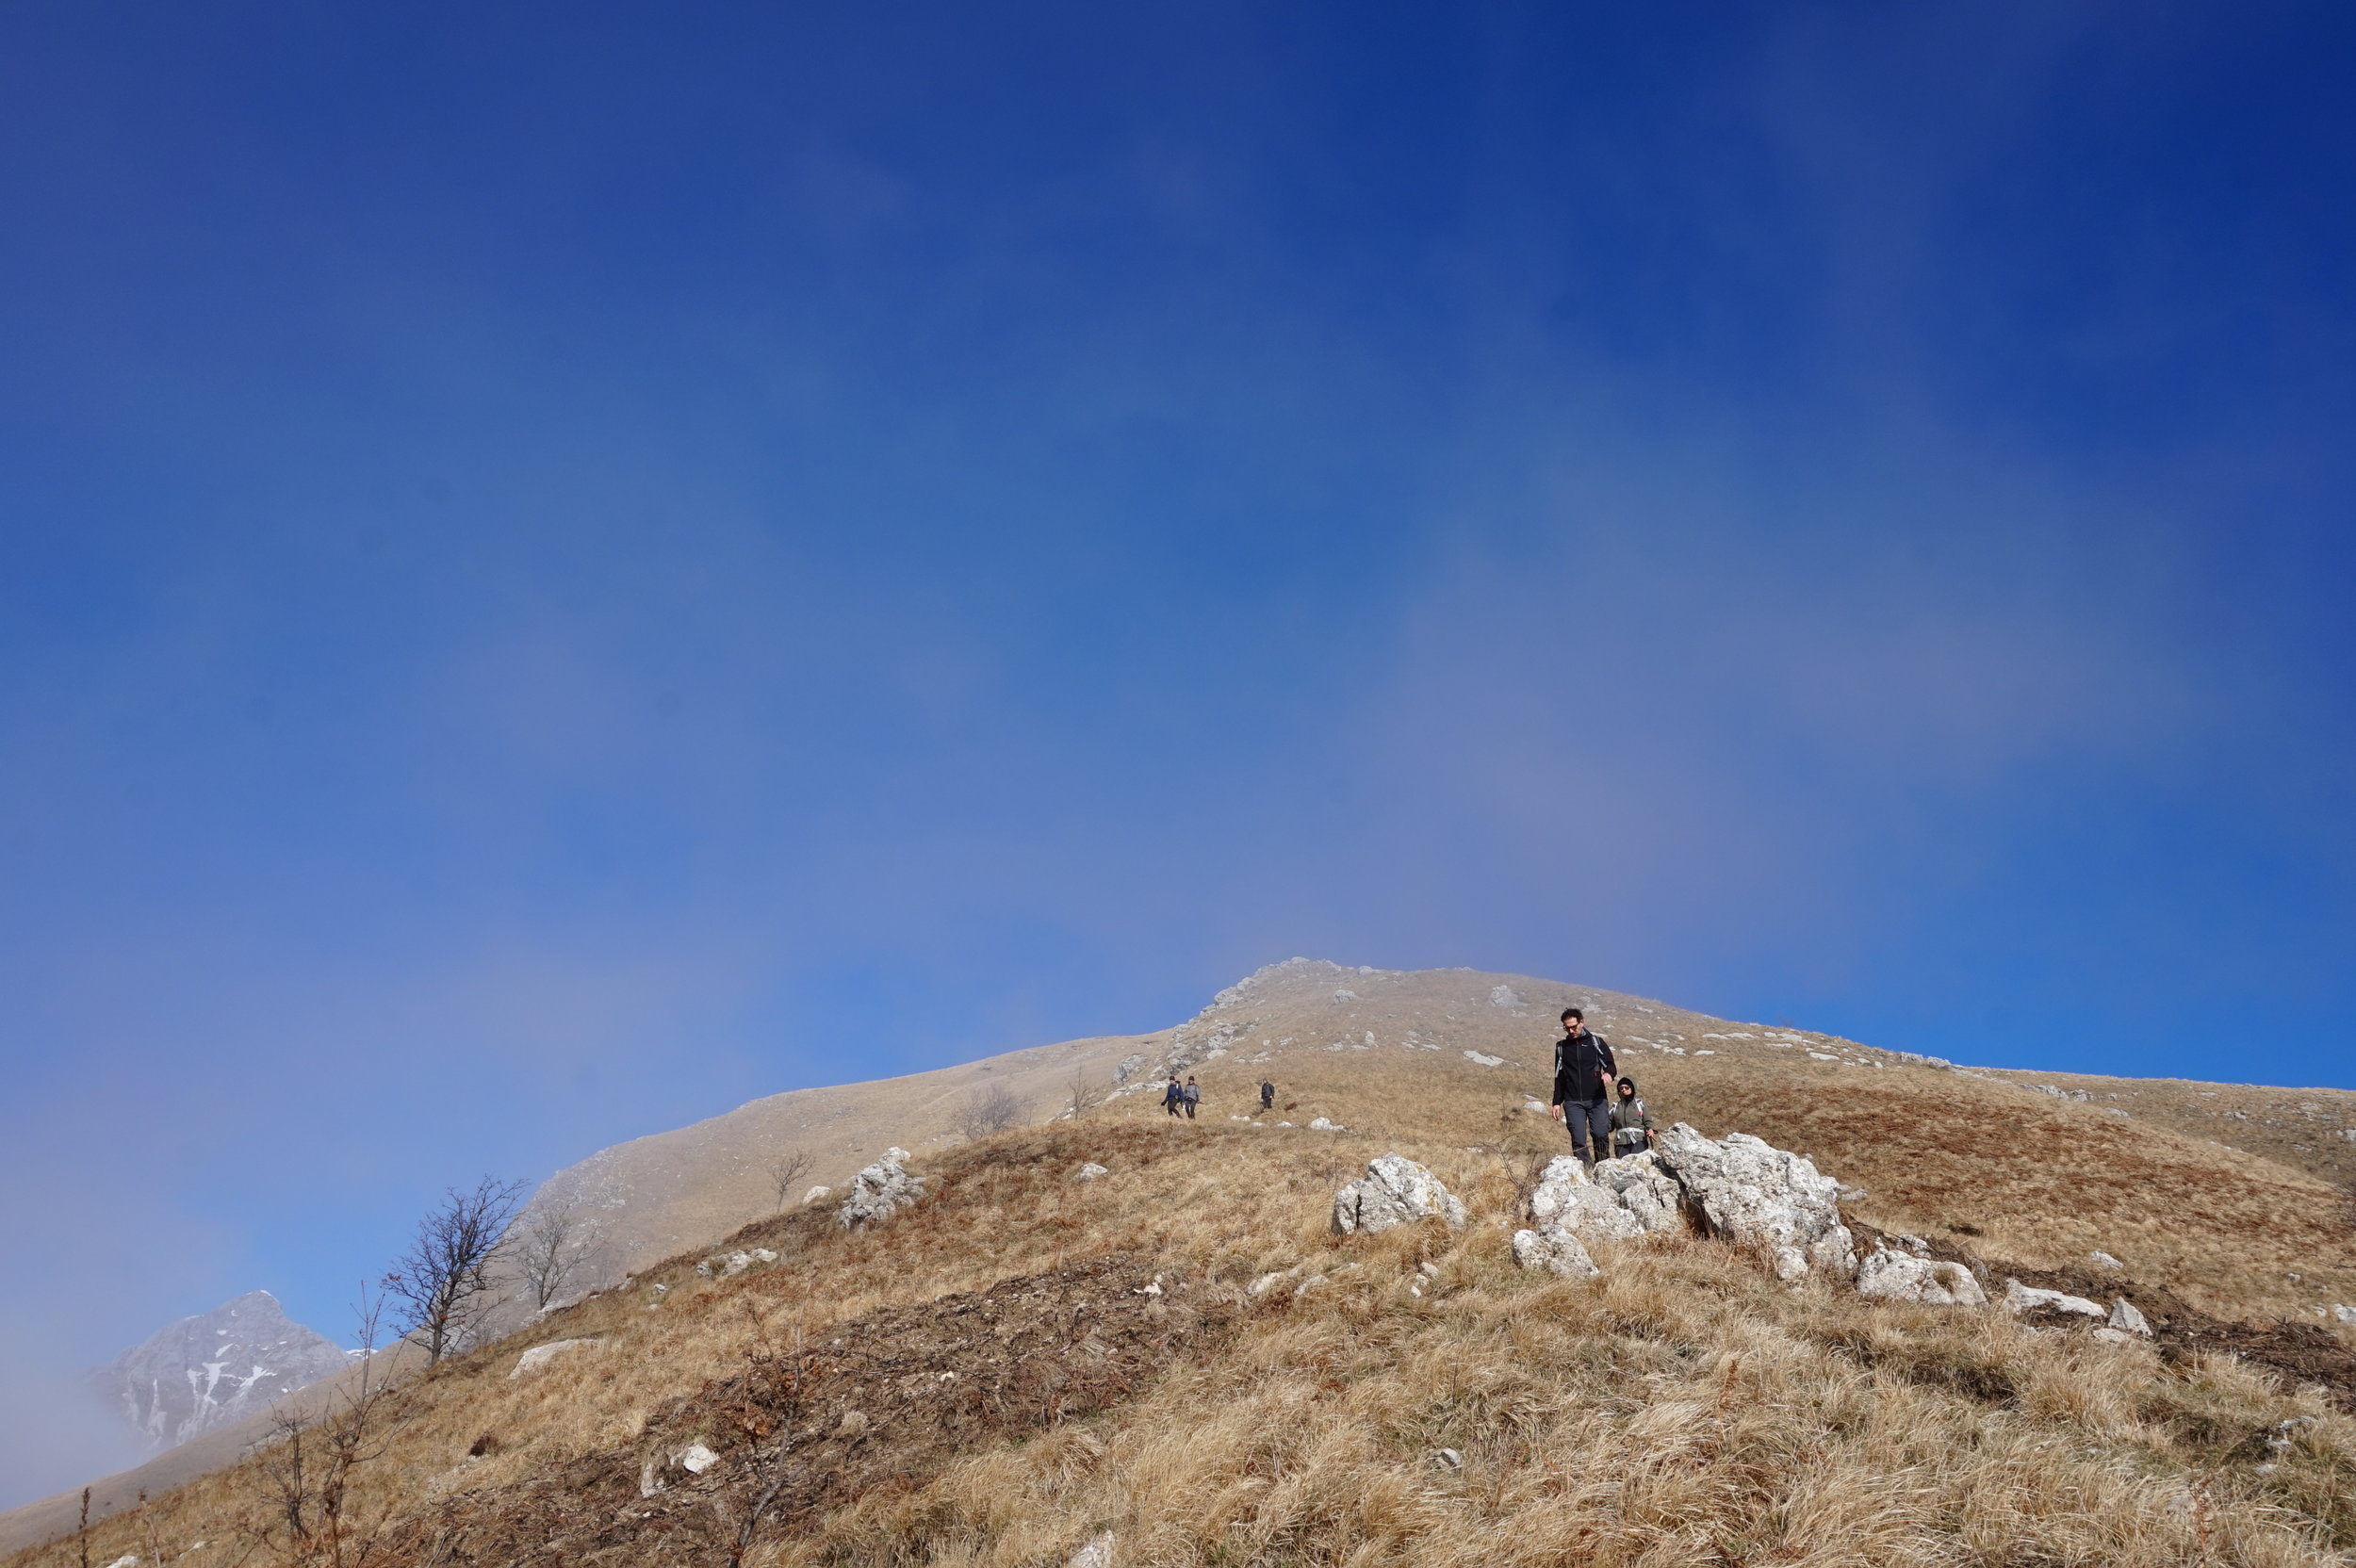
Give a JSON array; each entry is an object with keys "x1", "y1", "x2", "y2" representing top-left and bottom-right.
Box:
[{"x1": 8, "y1": 960, "x2": 2354, "y2": 1566}]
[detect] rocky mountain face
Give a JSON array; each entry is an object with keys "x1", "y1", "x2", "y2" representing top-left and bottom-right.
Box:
[{"x1": 93, "y1": 1290, "x2": 351, "y2": 1451}]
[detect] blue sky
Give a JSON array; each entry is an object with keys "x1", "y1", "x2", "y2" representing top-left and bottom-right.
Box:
[{"x1": 4, "y1": 0, "x2": 2352, "y2": 1504}]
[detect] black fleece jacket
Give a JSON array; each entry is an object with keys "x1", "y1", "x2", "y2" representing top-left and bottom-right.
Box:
[{"x1": 1551, "y1": 1030, "x2": 1618, "y2": 1107}]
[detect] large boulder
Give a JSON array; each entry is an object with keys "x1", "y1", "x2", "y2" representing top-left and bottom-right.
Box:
[
  {"x1": 838, "y1": 1148, "x2": 925, "y2": 1229},
  {"x1": 1528, "y1": 1155, "x2": 1667, "y2": 1243},
  {"x1": 1856, "y1": 1249, "x2": 1988, "y2": 1307},
  {"x1": 1511, "y1": 1226, "x2": 1600, "y2": 1279},
  {"x1": 1332, "y1": 1154, "x2": 1468, "y2": 1234},
  {"x1": 1652, "y1": 1124, "x2": 1857, "y2": 1281}
]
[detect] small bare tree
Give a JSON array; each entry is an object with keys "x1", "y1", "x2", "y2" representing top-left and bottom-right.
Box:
[
  {"x1": 1064, "y1": 1065, "x2": 1106, "y2": 1120},
  {"x1": 246, "y1": 1283, "x2": 399, "y2": 1567},
  {"x1": 381, "y1": 1176, "x2": 525, "y2": 1364},
  {"x1": 956, "y1": 1083, "x2": 1026, "y2": 1141},
  {"x1": 512, "y1": 1200, "x2": 597, "y2": 1311},
  {"x1": 765, "y1": 1149, "x2": 813, "y2": 1211}
]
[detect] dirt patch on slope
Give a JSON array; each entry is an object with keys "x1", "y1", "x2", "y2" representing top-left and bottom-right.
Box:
[{"x1": 381, "y1": 1254, "x2": 1237, "y2": 1566}]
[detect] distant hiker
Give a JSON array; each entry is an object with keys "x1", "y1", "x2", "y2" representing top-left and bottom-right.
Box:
[
  {"x1": 1608, "y1": 1075, "x2": 1658, "y2": 1160},
  {"x1": 1548, "y1": 1006, "x2": 1618, "y2": 1168},
  {"x1": 1163, "y1": 1078, "x2": 1185, "y2": 1117},
  {"x1": 1183, "y1": 1075, "x2": 1202, "y2": 1120},
  {"x1": 1260, "y1": 1079, "x2": 1276, "y2": 1112}
]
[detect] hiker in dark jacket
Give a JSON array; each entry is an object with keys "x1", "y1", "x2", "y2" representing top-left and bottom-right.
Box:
[
  {"x1": 1607, "y1": 1075, "x2": 1657, "y2": 1160},
  {"x1": 1548, "y1": 1006, "x2": 1618, "y2": 1167},
  {"x1": 1259, "y1": 1079, "x2": 1275, "y2": 1112},
  {"x1": 1182, "y1": 1075, "x2": 1202, "y2": 1120},
  {"x1": 1162, "y1": 1078, "x2": 1185, "y2": 1117}
]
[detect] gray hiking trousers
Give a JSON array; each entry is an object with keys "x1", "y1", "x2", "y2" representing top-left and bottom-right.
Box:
[{"x1": 1562, "y1": 1099, "x2": 1611, "y2": 1164}]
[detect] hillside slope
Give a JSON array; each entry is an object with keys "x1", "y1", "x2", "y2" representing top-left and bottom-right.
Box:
[{"x1": 8, "y1": 959, "x2": 2354, "y2": 1567}]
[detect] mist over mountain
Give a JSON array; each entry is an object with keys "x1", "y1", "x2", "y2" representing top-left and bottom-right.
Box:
[{"x1": 91, "y1": 1292, "x2": 350, "y2": 1454}]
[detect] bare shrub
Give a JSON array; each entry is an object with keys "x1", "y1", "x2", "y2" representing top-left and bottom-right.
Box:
[
  {"x1": 382, "y1": 1176, "x2": 525, "y2": 1364},
  {"x1": 512, "y1": 1200, "x2": 599, "y2": 1311},
  {"x1": 1063, "y1": 1066, "x2": 1106, "y2": 1120},
  {"x1": 766, "y1": 1149, "x2": 814, "y2": 1211},
  {"x1": 243, "y1": 1286, "x2": 399, "y2": 1567},
  {"x1": 956, "y1": 1084, "x2": 1026, "y2": 1142}
]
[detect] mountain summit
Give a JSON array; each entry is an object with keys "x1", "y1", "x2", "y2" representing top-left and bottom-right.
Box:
[{"x1": 92, "y1": 1290, "x2": 350, "y2": 1451}]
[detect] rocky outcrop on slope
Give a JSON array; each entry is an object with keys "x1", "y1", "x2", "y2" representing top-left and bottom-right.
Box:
[
  {"x1": 1332, "y1": 1154, "x2": 1468, "y2": 1234},
  {"x1": 1857, "y1": 1248, "x2": 1988, "y2": 1306},
  {"x1": 92, "y1": 1290, "x2": 351, "y2": 1451},
  {"x1": 1653, "y1": 1124, "x2": 1857, "y2": 1281},
  {"x1": 838, "y1": 1149, "x2": 925, "y2": 1229}
]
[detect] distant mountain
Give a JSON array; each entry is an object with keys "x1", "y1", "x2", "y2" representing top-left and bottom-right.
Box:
[{"x1": 93, "y1": 1290, "x2": 351, "y2": 1451}]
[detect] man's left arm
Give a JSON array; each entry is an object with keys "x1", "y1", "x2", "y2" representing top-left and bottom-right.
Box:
[{"x1": 1597, "y1": 1036, "x2": 1617, "y2": 1087}]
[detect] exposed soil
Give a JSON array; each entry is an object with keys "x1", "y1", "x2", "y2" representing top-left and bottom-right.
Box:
[{"x1": 381, "y1": 1255, "x2": 1239, "y2": 1566}]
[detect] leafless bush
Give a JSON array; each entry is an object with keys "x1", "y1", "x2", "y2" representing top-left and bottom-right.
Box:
[
  {"x1": 717, "y1": 1300, "x2": 813, "y2": 1568},
  {"x1": 512, "y1": 1199, "x2": 598, "y2": 1310},
  {"x1": 381, "y1": 1176, "x2": 525, "y2": 1364},
  {"x1": 244, "y1": 1285, "x2": 399, "y2": 1567},
  {"x1": 955, "y1": 1083, "x2": 1026, "y2": 1141},
  {"x1": 1063, "y1": 1065, "x2": 1106, "y2": 1120},
  {"x1": 766, "y1": 1149, "x2": 814, "y2": 1211}
]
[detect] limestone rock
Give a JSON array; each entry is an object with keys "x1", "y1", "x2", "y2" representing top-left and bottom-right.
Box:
[
  {"x1": 1308, "y1": 1117, "x2": 1346, "y2": 1132},
  {"x1": 2108, "y1": 1298, "x2": 2152, "y2": 1336},
  {"x1": 1073, "y1": 1162, "x2": 1109, "y2": 1181},
  {"x1": 800, "y1": 1184, "x2": 832, "y2": 1205},
  {"x1": 2003, "y1": 1279, "x2": 2105, "y2": 1319},
  {"x1": 510, "y1": 1337, "x2": 599, "y2": 1378},
  {"x1": 1651, "y1": 1124, "x2": 1857, "y2": 1281},
  {"x1": 1068, "y1": 1530, "x2": 1117, "y2": 1568},
  {"x1": 695, "y1": 1249, "x2": 778, "y2": 1280},
  {"x1": 1511, "y1": 1227, "x2": 1599, "y2": 1279},
  {"x1": 2334, "y1": 1304, "x2": 2356, "y2": 1327},
  {"x1": 676, "y1": 1443, "x2": 719, "y2": 1474},
  {"x1": 1590, "y1": 1152, "x2": 1688, "y2": 1235},
  {"x1": 2089, "y1": 1250, "x2": 2122, "y2": 1269},
  {"x1": 838, "y1": 1149, "x2": 924, "y2": 1229},
  {"x1": 1857, "y1": 1250, "x2": 1987, "y2": 1307},
  {"x1": 1332, "y1": 1153, "x2": 1468, "y2": 1234}
]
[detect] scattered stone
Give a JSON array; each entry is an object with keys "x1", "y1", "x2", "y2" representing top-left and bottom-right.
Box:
[
  {"x1": 2108, "y1": 1298, "x2": 2152, "y2": 1337},
  {"x1": 2089, "y1": 1250, "x2": 2122, "y2": 1269},
  {"x1": 1511, "y1": 1226, "x2": 1599, "y2": 1279},
  {"x1": 838, "y1": 1149, "x2": 925, "y2": 1229},
  {"x1": 837, "y1": 1409, "x2": 869, "y2": 1440},
  {"x1": 510, "y1": 1338, "x2": 599, "y2": 1378},
  {"x1": 1652, "y1": 1124, "x2": 1857, "y2": 1281},
  {"x1": 1249, "y1": 1267, "x2": 1301, "y2": 1297},
  {"x1": 2003, "y1": 1279, "x2": 2106, "y2": 1319},
  {"x1": 1432, "y1": 1447, "x2": 1464, "y2": 1469},
  {"x1": 676, "y1": 1444, "x2": 719, "y2": 1475},
  {"x1": 1490, "y1": 986, "x2": 1519, "y2": 1007},
  {"x1": 1307, "y1": 1117, "x2": 1346, "y2": 1132},
  {"x1": 103, "y1": 1557, "x2": 139, "y2": 1568},
  {"x1": 639, "y1": 1458, "x2": 665, "y2": 1497},
  {"x1": 2091, "y1": 1327, "x2": 2134, "y2": 1346},
  {"x1": 695, "y1": 1249, "x2": 778, "y2": 1279},
  {"x1": 1073, "y1": 1162, "x2": 1109, "y2": 1182},
  {"x1": 1523, "y1": 1099, "x2": 1550, "y2": 1114},
  {"x1": 800, "y1": 1184, "x2": 832, "y2": 1205},
  {"x1": 1068, "y1": 1530, "x2": 1117, "y2": 1568},
  {"x1": 1464, "y1": 1050, "x2": 1504, "y2": 1067},
  {"x1": 2335, "y1": 1304, "x2": 2356, "y2": 1326},
  {"x1": 1857, "y1": 1250, "x2": 1987, "y2": 1307},
  {"x1": 1333, "y1": 1154, "x2": 1469, "y2": 1234}
]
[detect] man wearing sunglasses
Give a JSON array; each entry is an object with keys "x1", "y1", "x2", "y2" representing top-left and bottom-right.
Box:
[{"x1": 1548, "y1": 1006, "x2": 1618, "y2": 1168}]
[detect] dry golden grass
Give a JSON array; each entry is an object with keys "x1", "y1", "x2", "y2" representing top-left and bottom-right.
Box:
[{"x1": 15, "y1": 1099, "x2": 2356, "y2": 1568}]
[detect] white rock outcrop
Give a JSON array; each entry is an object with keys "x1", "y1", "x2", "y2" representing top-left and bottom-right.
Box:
[
  {"x1": 695, "y1": 1248, "x2": 778, "y2": 1279},
  {"x1": 2108, "y1": 1298, "x2": 2152, "y2": 1336},
  {"x1": 838, "y1": 1149, "x2": 925, "y2": 1229},
  {"x1": 2335, "y1": 1304, "x2": 2356, "y2": 1326},
  {"x1": 1307, "y1": 1117, "x2": 1346, "y2": 1132},
  {"x1": 801, "y1": 1184, "x2": 832, "y2": 1204},
  {"x1": 2003, "y1": 1279, "x2": 2106, "y2": 1319},
  {"x1": 1526, "y1": 1153, "x2": 1683, "y2": 1244},
  {"x1": 1856, "y1": 1250, "x2": 1987, "y2": 1307},
  {"x1": 1332, "y1": 1154, "x2": 1468, "y2": 1234},
  {"x1": 1652, "y1": 1124, "x2": 1857, "y2": 1281},
  {"x1": 1073, "y1": 1162, "x2": 1109, "y2": 1182},
  {"x1": 1511, "y1": 1226, "x2": 1600, "y2": 1279},
  {"x1": 510, "y1": 1337, "x2": 599, "y2": 1378}
]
